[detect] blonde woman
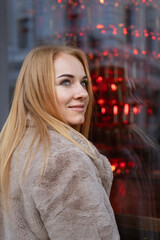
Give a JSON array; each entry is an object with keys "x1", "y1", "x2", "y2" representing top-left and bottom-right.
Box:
[{"x1": 0, "y1": 45, "x2": 120, "y2": 240}]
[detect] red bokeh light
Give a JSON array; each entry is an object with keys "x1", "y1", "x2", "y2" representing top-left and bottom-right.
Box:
[
  {"x1": 96, "y1": 24, "x2": 104, "y2": 29},
  {"x1": 113, "y1": 105, "x2": 118, "y2": 115},
  {"x1": 119, "y1": 162, "x2": 126, "y2": 168},
  {"x1": 101, "y1": 107, "x2": 106, "y2": 114},
  {"x1": 123, "y1": 28, "x2": 127, "y2": 35},
  {"x1": 101, "y1": 29, "x2": 106, "y2": 34},
  {"x1": 134, "y1": 49, "x2": 138, "y2": 55},
  {"x1": 142, "y1": 50, "x2": 146, "y2": 55},
  {"x1": 133, "y1": 107, "x2": 138, "y2": 114},
  {"x1": 124, "y1": 104, "x2": 129, "y2": 115},
  {"x1": 148, "y1": 108, "x2": 153, "y2": 114},
  {"x1": 96, "y1": 76, "x2": 103, "y2": 83},
  {"x1": 98, "y1": 98, "x2": 105, "y2": 105},
  {"x1": 111, "y1": 84, "x2": 117, "y2": 91}
]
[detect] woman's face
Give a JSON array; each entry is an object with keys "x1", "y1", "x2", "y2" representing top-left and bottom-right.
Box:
[{"x1": 54, "y1": 53, "x2": 89, "y2": 126}]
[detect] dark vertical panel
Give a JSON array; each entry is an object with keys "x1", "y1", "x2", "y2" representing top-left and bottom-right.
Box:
[{"x1": 0, "y1": 0, "x2": 9, "y2": 130}]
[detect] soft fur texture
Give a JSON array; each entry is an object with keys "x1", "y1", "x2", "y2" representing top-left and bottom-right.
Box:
[{"x1": 0, "y1": 126, "x2": 120, "y2": 239}]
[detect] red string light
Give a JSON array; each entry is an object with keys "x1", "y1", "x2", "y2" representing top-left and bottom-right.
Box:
[
  {"x1": 133, "y1": 107, "x2": 138, "y2": 114},
  {"x1": 101, "y1": 29, "x2": 106, "y2": 34},
  {"x1": 123, "y1": 28, "x2": 127, "y2": 35},
  {"x1": 96, "y1": 76, "x2": 103, "y2": 83},
  {"x1": 96, "y1": 24, "x2": 104, "y2": 29},
  {"x1": 134, "y1": 49, "x2": 138, "y2": 55},
  {"x1": 148, "y1": 108, "x2": 153, "y2": 114},
  {"x1": 98, "y1": 98, "x2": 105, "y2": 105},
  {"x1": 124, "y1": 104, "x2": 129, "y2": 115},
  {"x1": 101, "y1": 107, "x2": 106, "y2": 114},
  {"x1": 111, "y1": 84, "x2": 117, "y2": 91},
  {"x1": 119, "y1": 162, "x2": 126, "y2": 168},
  {"x1": 113, "y1": 105, "x2": 118, "y2": 115}
]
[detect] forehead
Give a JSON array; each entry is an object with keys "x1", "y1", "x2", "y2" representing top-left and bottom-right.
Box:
[{"x1": 54, "y1": 53, "x2": 86, "y2": 77}]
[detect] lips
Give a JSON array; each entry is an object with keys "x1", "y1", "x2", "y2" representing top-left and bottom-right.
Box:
[{"x1": 68, "y1": 105, "x2": 85, "y2": 112}]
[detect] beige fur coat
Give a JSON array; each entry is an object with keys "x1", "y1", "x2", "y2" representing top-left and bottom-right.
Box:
[{"x1": 0, "y1": 126, "x2": 120, "y2": 240}]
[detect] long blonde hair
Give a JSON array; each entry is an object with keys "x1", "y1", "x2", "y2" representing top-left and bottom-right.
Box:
[{"x1": 0, "y1": 45, "x2": 94, "y2": 207}]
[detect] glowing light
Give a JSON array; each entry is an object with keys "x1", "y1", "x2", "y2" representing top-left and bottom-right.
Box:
[
  {"x1": 96, "y1": 24, "x2": 104, "y2": 29},
  {"x1": 101, "y1": 107, "x2": 106, "y2": 114},
  {"x1": 113, "y1": 105, "x2": 118, "y2": 115},
  {"x1": 148, "y1": 108, "x2": 152, "y2": 114},
  {"x1": 101, "y1": 29, "x2": 106, "y2": 34},
  {"x1": 158, "y1": 53, "x2": 160, "y2": 58},
  {"x1": 111, "y1": 84, "x2": 117, "y2": 91},
  {"x1": 113, "y1": 28, "x2": 117, "y2": 35},
  {"x1": 158, "y1": 37, "x2": 160, "y2": 41},
  {"x1": 142, "y1": 0, "x2": 145, "y2": 2},
  {"x1": 98, "y1": 99, "x2": 105, "y2": 105},
  {"x1": 135, "y1": 30, "x2": 140, "y2": 37},
  {"x1": 123, "y1": 28, "x2": 127, "y2": 35},
  {"x1": 133, "y1": 107, "x2": 138, "y2": 114},
  {"x1": 81, "y1": 5, "x2": 85, "y2": 9},
  {"x1": 111, "y1": 163, "x2": 118, "y2": 172},
  {"x1": 124, "y1": 104, "x2": 129, "y2": 115},
  {"x1": 79, "y1": 32, "x2": 83, "y2": 36},
  {"x1": 116, "y1": 169, "x2": 121, "y2": 174},
  {"x1": 119, "y1": 23, "x2": 124, "y2": 27},
  {"x1": 96, "y1": 76, "x2": 103, "y2": 83},
  {"x1": 57, "y1": 0, "x2": 61, "y2": 3},
  {"x1": 100, "y1": 0, "x2": 104, "y2": 3},
  {"x1": 128, "y1": 161, "x2": 135, "y2": 168},
  {"x1": 118, "y1": 77, "x2": 123, "y2": 81},
  {"x1": 111, "y1": 165, "x2": 116, "y2": 172},
  {"x1": 103, "y1": 50, "x2": 108, "y2": 56},
  {"x1": 142, "y1": 50, "x2": 146, "y2": 55},
  {"x1": 119, "y1": 162, "x2": 126, "y2": 168},
  {"x1": 134, "y1": 49, "x2": 138, "y2": 55},
  {"x1": 152, "y1": 36, "x2": 156, "y2": 40},
  {"x1": 115, "y1": 2, "x2": 119, "y2": 7},
  {"x1": 144, "y1": 33, "x2": 148, "y2": 37},
  {"x1": 88, "y1": 53, "x2": 94, "y2": 60},
  {"x1": 110, "y1": 99, "x2": 117, "y2": 105},
  {"x1": 92, "y1": 85, "x2": 98, "y2": 92}
]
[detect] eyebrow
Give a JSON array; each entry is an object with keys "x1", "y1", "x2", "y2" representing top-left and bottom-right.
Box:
[{"x1": 57, "y1": 74, "x2": 88, "y2": 79}]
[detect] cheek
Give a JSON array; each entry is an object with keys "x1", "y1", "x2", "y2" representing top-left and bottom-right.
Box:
[
  {"x1": 55, "y1": 90, "x2": 67, "y2": 105},
  {"x1": 86, "y1": 95, "x2": 89, "y2": 107}
]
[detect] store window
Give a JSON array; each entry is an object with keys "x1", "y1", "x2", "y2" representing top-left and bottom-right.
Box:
[{"x1": 7, "y1": 0, "x2": 160, "y2": 239}]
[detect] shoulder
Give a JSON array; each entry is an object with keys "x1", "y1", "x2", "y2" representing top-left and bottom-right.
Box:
[{"x1": 46, "y1": 129, "x2": 97, "y2": 175}]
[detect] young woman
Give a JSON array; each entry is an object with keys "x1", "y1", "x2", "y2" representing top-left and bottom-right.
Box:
[{"x1": 0, "y1": 45, "x2": 120, "y2": 239}]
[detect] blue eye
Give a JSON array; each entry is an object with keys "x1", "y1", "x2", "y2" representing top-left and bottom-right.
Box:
[
  {"x1": 81, "y1": 80, "x2": 88, "y2": 88},
  {"x1": 60, "y1": 80, "x2": 70, "y2": 86}
]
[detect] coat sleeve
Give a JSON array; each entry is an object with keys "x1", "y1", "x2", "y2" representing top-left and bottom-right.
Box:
[{"x1": 32, "y1": 149, "x2": 120, "y2": 240}]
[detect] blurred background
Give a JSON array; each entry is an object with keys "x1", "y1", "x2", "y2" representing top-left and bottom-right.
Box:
[{"x1": 0, "y1": 0, "x2": 160, "y2": 239}]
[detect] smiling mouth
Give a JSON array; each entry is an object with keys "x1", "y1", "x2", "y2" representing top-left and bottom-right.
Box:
[{"x1": 68, "y1": 105, "x2": 85, "y2": 112}]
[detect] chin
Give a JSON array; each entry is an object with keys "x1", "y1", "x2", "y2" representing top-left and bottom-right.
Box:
[{"x1": 68, "y1": 118, "x2": 85, "y2": 126}]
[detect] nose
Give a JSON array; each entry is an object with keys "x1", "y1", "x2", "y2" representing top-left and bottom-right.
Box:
[{"x1": 73, "y1": 83, "x2": 88, "y2": 100}]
